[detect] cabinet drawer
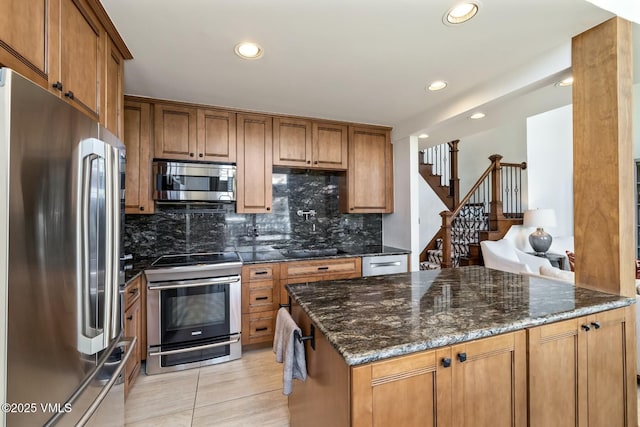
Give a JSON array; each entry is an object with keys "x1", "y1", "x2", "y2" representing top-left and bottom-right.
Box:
[
  {"x1": 285, "y1": 258, "x2": 361, "y2": 278},
  {"x1": 123, "y1": 276, "x2": 142, "y2": 309},
  {"x1": 244, "y1": 312, "x2": 275, "y2": 344},
  {"x1": 249, "y1": 288, "x2": 273, "y2": 312},
  {"x1": 248, "y1": 266, "x2": 274, "y2": 280}
]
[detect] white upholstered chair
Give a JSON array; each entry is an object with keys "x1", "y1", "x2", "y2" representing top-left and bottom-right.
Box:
[{"x1": 480, "y1": 239, "x2": 553, "y2": 275}]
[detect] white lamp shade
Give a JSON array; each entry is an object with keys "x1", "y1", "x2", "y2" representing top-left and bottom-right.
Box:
[{"x1": 523, "y1": 209, "x2": 557, "y2": 228}]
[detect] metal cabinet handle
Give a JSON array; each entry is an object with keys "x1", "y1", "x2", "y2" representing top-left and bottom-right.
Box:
[
  {"x1": 442, "y1": 358, "x2": 451, "y2": 368},
  {"x1": 126, "y1": 315, "x2": 133, "y2": 321},
  {"x1": 189, "y1": 153, "x2": 194, "y2": 157},
  {"x1": 317, "y1": 266, "x2": 329, "y2": 271},
  {"x1": 591, "y1": 321, "x2": 600, "y2": 329},
  {"x1": 255, "y1": 296, "x2": 269, "y2": 301},
  {"x1": 306, "y1": 160, "x2": 311, "y2": 164},
  {"x1": 457, "y1": 353, "x2": 467, "y2": 363},
  {"x1": 52, "y1": 81, "x2": 63, "y2": 91},
  {"x1": 254, "y1": 271, "x2": 269, "y2": 275},
  {"x1": 581, "y1": 324, "x2": 591, "y2": 332},
  {"x1": 255, "y1": 327, "x2": 268, "y2": 332},
  {"x1": 199, "y1": 153, "x2": 203, "y2": 158},
  {"x1": 64, "y1": 90, "x2": 74, "y2": 100}
]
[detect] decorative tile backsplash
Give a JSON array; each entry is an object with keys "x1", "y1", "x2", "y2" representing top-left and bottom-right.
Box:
[{"x1": 124, "y1": 171, "x2": 383, "y2": 260}]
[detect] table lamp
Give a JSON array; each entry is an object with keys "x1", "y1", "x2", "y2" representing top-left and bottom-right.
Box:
[{"x1": 523, "y1": 208, "x2": 557, "y2": 255}]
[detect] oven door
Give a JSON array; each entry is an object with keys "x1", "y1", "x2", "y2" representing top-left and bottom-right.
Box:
[
  {"x1": 148, "y1": 275, "x2": 241, "y2": 345},
  {"x1": 146, "y1": 275, "x2": 241, "y2": 373}
]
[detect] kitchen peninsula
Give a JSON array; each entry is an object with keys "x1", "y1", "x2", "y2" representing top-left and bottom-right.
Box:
[{"x1": 286, "y1": 266, "x2": 637, "y2": 427}]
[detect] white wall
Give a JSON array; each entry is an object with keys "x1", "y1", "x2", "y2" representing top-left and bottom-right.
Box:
[
  {"x1": 419, "y1": 178, "x2": 448, "y2": 255},
  {"x1": 526, "y1": 104, "x2": 574, "y2": 237},
  {"x1": 383, "y1": 136, "x2": 420, "y2": 271},
  {"x1": 457, "y1": 120, "x2": 529, "y2": 202}
]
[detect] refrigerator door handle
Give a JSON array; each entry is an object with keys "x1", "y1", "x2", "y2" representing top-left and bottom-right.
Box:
[
  {"x1": 75, "y1": 337, "x2": 136, "y2": 427},
  {"x1": 109, "y1": 145, "x2": 121, "y2": 340},
  {"x1": 76, "y1": 138, "x2": 112, "y2": 355}
]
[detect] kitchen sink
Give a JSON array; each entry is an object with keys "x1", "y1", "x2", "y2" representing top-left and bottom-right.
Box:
[{"x1": 279, "y1": 248, "x2": 346, "y2": 258}]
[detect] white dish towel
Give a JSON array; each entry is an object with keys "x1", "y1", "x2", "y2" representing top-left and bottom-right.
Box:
[{"x1": 273, "y1": 307, "x2": 308, "y2": 395}]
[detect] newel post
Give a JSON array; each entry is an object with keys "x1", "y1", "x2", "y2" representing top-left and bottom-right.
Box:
[
  {"x1": 488, "y1": 154, "x2": 504, "y2": 230},
  {"x1": 448, "y1": 140, "x2": 460, "y2": 206},
  {"x1": 440, "y1": 211, "x2": 454, "y2": 268}
]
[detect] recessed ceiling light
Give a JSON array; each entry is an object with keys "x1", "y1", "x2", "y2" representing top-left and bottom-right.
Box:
[
  {"x1": 234, "y1": 42, "x2": 263, "y2": 60},
  {"x1": 418, "y1": 134, "x2": 429, "y2": 139},
  {"x1": 470, "y1": 112, "x2": 485, "y2": 119},
  {"x1": 445, "y1": 2, "x2": 479, "y2": 24},
  {"x1": 427, "y1": 81, "x2": 447, "y2": 91},
  {"x1": 555, "y1": 76, "x2": 574, "y2": 87}
]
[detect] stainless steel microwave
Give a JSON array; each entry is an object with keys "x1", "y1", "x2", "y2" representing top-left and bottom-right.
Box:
[{"x1": 153, "y1": 161, "x2": 236, "y2": 203}]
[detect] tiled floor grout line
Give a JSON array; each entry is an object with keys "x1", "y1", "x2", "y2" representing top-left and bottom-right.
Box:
[{"x1": 191, "y1": 368, "x2": 201, "y2": 427}]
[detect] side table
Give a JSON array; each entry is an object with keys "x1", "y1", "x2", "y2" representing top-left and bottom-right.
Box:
[{"x1": 527, "y1": 252, "x2": 568, "y2": 270}]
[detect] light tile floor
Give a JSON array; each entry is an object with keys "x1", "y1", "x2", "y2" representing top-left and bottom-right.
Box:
[
  {"x1": 127, "y1": 352, "x2": 640, "y2": 427},
  {"x1": 125, "y1": 348, "x2": 289, "y2": 426}
]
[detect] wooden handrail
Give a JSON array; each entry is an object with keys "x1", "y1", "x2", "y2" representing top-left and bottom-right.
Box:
[{"x1": 439, "y1": 154, "x2": 526, "y2": 268}]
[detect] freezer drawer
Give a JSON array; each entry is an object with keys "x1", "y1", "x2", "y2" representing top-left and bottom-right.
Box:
[{"x1": 362, "y1": 254, "x2": 408, "y2": 277}]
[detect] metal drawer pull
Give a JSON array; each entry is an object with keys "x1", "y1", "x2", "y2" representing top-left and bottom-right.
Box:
[
  {"x1": 255, "y1": 296, "x2": 269, "y2": 301},
  {"x1": 149, "y1": 275, "x2": 240, "y2": 290},
  {"x1": 254, "y1": 271, "x2": 269, "y2": 275},
  {"x1": 149, "y1": 335, "x2": 241, "y2": 357},
  {"x1": 370, "y1": 261, "x2": 402, "y2": 268},
  {"x1": 255, "y1": 327, "x2": 268, "y2": 332},
  {"x1": 317, "y1": 266, "x2": 329, "y2": 271}
]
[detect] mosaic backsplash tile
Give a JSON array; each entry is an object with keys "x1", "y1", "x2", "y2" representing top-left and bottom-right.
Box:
[{"x1": 124, "y1": 171, "x2": 383, "y2": 260}]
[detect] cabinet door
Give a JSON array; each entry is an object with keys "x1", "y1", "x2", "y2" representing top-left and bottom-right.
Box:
[
  {"x1": 341, "y1": 126, "x2": 393, "y2": 213},
  {"x1": 60, "y1": 0, "x2": 102, "y2": 118},
  {"x1": 584, "y1": 307, "x2": 636, "y2": 427},
  {"x1": 0, "y1": 0, "x2": 57, "y2": 88},
  {"x1": 528, "y1": 318, "x2": 584, "y2": 427},
  {"x1": 124, "y1": 100, "x2": 154, "y2": 214},
  {"x1": 154, "y1": 103, "x2": 197, "y2": 160},
  {"x1": 351, "y1": 349, "x2": 447, "y2": 427},
  {"x1": 123, "y1": 298, "x2": 141, "y2": 399},
  {"x1": 273, "y1": 117, "x2": 312, "y2": 167},
  {"x1": 313, "y1": 122, "x2": 348, "y2": 170},
  {"x1": 451, "y1": 331, "x2": 526, "y2": 427},
  {"x1": 104, "y1": 36, "x2": 123, "y2": 137},
  {"x1": 236, "y1": 113, "x2": 272, "y2": 213},
  {"x1": 197, "y1": 108, "x2": 236, "y2": 162}
]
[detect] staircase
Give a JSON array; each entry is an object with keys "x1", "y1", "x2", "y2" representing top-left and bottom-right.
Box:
[
  {"x1": 418, "y1": 140, "x2": 459, "y2": 210},
  {"x1": 420, "y1": 151, "x2": 527, "y2": 269}
]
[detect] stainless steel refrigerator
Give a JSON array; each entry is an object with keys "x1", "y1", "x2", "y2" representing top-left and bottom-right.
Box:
[{"x1": 0, "y1": 68, "x2": 135, "y2": 426}]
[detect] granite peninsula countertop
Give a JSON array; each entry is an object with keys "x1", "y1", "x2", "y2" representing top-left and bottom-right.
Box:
[{"x1": 286, "y1": 266, "x2": 635, "y2": 366}]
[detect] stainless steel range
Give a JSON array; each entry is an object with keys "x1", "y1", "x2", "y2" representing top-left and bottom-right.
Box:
[{"x1": 144, "y1": 252, "x2": 242, "y2": 374}]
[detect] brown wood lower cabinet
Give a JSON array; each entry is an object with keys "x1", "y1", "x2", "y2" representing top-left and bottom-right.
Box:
[
  {"x1": 288, "y1": 303, "x2": 636, "y2": 426},
  {"x1": 241, "y1": 263, "x2": 280, "y2": 346},
  {"x1": 528, "y1": 305, "x2": 636, "y2": 427},
  {"x1": 123, "y1": 275, "x2": 143, "y2": 399}
]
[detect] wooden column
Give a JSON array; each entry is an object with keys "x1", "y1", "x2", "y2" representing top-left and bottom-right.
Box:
[
  {"x1": 488, "y1": 154, "x2": 505, "y2": 230},
  {"x1": 448, "y1": 140, "x2": 460, "y2": 206},
  {"x1": 572, "y1": 17, "x2": 634, "y2": 297}
]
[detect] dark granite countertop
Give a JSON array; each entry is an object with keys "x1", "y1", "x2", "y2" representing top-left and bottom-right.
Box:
[
  {"x1": 121, "y1": 246, "x2": 410, "y2": 283},
  {"x1": 238, "y1": 245, "x2": 410, "y2": 264},
  {"x1": 286, "y1": 266, "x2": 635, "y2": 366}
]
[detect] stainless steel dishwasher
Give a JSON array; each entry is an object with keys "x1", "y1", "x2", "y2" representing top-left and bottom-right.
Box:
[{"x1": 362, "y1": 254, "x2": 408, "y2": 276}]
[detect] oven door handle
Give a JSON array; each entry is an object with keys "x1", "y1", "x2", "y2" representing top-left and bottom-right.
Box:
[
  {"x1": 148, "y1": 275, "x2": 241, "y2": 291},
  {"x1": 148, "y1": 335, "x2": 241, "y2": 357}
]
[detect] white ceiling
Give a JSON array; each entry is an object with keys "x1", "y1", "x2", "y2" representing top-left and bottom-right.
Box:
[{"x1": 102, "y1": 0, "x2": 637, "y2": 146}]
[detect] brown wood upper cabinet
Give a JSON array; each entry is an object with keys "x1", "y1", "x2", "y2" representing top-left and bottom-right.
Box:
[
  {"x1": 0, "y1": 0, "x2": 56, "y2": 88},
  {"x1": 58, "y1": 0, "x2": 103, "y2": 118},
  {"x1": 0, "y1": 0, "x2": 131, "y2": 124},
  {"x1": 273, "y1": 118, "x2": 348, "y2": 170},
  {"x1": 103, "y1": 35, "x2": 124, "y2": 137},
  {"x1": 154, "y1": 104, "x2": 236, "y2": 162},
  {"x1": 124, "y1": 99, "x2": 154, "y2": 214},
  {"x1": 340, "y1": 126, "x2": 393, "y2": 213},
  {"x1": 236, "y1": 113, "x2": 273, "y2": 213}
]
